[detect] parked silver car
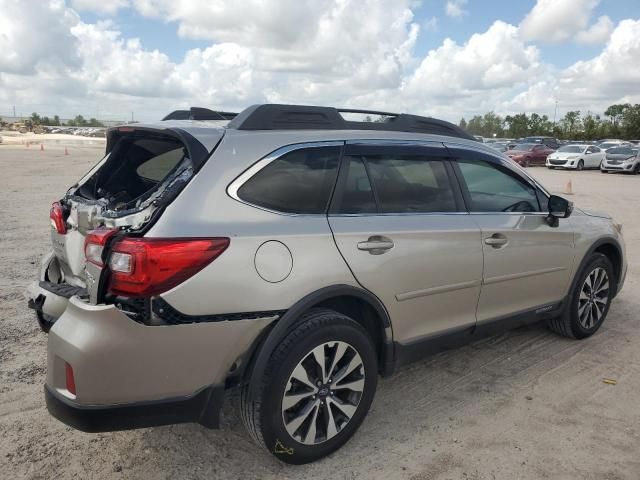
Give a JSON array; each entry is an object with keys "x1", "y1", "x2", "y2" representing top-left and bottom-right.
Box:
[
  {"x1": 600, "y1": 146, "x2": 640, "y2": 174},
  {"x1": 546, "y1": 144, "x2": 605, "y2": 170},
  {"x1": 28, "y1": 104, "x2": 626, "y2": 464}
]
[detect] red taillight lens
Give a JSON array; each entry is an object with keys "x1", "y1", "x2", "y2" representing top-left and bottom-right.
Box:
[
  {"x1": 84, "y1": 228, "x2": 118, "y2": 267},
  {"x1": 50, "y1": 202, "x2": 67, "y2": 234},
  {"x1": 65, "y1": 362, "x2": 76, "y2": 395},
  {"x1": 107, "y1": 238, "x2": 229, "y2": 297}
]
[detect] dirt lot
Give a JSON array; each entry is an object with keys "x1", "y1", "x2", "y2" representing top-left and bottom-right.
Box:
[{"x1": 1, "y1": 143, "x2": 639, "y2": 479}]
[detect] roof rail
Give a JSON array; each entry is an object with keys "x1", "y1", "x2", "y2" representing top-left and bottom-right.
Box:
[
  {"x1": 226, "y1": 104, "x2": 475, "y2": 140},
  {"x1": 162, "y1": 107, "x2": 238, "y2": 121}
]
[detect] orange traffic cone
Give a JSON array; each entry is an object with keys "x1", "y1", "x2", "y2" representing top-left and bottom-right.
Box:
[
  {"x1": 40, "y1": 144, "x2": 44, "y2": 151},
  {"x1": 64, "y1": 147, "x2": 69, "y2": 155},
  {"x1": 563, "y1": 180, "x2": 573, "y2": 195}
]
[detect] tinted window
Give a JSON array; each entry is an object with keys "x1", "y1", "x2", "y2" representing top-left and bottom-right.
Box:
[
  {"x1": 363, "y1": 155, "x2": 456, "y2": 213},
  {"x1": 559, "y1": 146, "x2": 583, "y2": 153},
  {"x1": 512, "y1": 143, "x2": 536, "y2": 151},
  {"x1": 136, "y1": 147, "x2": 184, "y2": 182},
  {"x1": 457, "y1": 160, "x2": 540, "y2": 212},
  {"x1": 237, "y1": 146, "x2": 339, "y2": 214},
  {"x1": 337, "y1": 157, "x2": 376, "y2": 214}
]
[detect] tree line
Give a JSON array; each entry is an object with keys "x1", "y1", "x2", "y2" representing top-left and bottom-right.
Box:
[
  {"x1": 26, "y1": 112, "x2": 105, "y2": 128},
  {"x1": 459, "y1": 104, "x2": 640, "y2": 140}
]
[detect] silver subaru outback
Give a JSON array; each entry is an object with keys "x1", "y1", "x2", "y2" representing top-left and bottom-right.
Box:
[{"x1": 28, "y1": 104, "x2": 626, "y2": 464}]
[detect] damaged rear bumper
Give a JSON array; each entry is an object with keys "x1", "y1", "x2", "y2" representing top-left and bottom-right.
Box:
[{"x1": 26, "y1": 280, "x2": 87, "y2": 332}]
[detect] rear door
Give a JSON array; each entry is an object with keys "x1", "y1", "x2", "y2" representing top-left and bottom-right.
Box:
[
  {"x1": 448, "y1": 145, "x2": 575, "y2": 322},
  {"x1": 585, "y1": 146, "x2": 603, "y2": 168},
  {"x1": 328, "y1": 142, "x2": 483, "y2": 343}
]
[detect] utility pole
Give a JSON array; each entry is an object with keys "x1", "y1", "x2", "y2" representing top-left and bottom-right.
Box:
[
  {"x1": 131, "y1": 112, "x2": 134, "y2": 122},
  {"x1": 13, "y1": 105, "x2": 16, "y2": 118},
  {"x1": 553, "y1": 100, "x2": 558, "y2": 127}
]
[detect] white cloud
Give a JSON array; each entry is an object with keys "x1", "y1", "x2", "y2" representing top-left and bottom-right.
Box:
[
  {"x1": 575, "y1": 15, "x2": 613, "y2": 44},
  {"x1": 70, "y1": 0, "x2": 129, "y2": 15},
  {"x1": 445, "y1": 0, "x2": 467, "y2": 18},
  {"x1": 0, "y1": 0, "x2": 81, "y2": 75},
  {"x1": 520, "y1": 0, "x2": 599, "y2": 43},
  {"x1": 423, "y1": 16, "x2": 438, "y2": 32}
]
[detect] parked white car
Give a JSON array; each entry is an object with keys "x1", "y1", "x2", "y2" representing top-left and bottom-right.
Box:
[
  {"x1": 601, "y1": 146, "x2": 640, "y2": 174},
  {"x1": 546, "y1": 144, "x2": 605, "y2": 170}
]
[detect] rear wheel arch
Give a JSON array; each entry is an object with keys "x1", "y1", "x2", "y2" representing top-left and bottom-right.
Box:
[{"x1": 245, "y1": 285, "x2": 394, "y2": 399}]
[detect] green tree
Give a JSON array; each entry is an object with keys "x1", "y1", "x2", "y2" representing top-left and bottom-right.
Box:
[
  {"x1": 30, "y1": 112, "x2": 41, "y2": 125},
  {"x1": 504, "y1": 113, "x2": 529, "y2": 138},
  {"x1": 459, "y1": 118, "x2": 467, "y2": 130}
]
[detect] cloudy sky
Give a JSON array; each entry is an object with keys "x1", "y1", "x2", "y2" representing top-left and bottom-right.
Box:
[{"x1": 1, "y1": 0, "x2": 639, "y2": 122}]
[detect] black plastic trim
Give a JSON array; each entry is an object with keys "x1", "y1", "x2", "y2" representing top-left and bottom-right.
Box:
[
  {"x1": 572, "y1": 236, "x2": 624, "y2": 298},
  {"x1": 45, "y1": 384, "x2": 224, "y2": 433},
  {"x1": 395, "y1": 299, "x2": 566, "y2": 367},
  {"x1": 227, "y1": 104, "x2": 476, "y2": 140},
  {"x1": 246, "y1": 284, "x2": 392, "y2": 399},
  {"x1": 162, "y1": 108, "x2": 238, "y2": 121},
  {"x1": 152, "y1": 297, "x2": 286, "y2": 325}
]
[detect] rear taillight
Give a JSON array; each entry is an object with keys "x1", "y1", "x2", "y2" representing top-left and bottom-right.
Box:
[
  {"x1": 65, "y1": 362, "x2": 76, "y2": 395},
  {"x1": 106, "y1": 237, "x2": 229, "y2": 297},
  {"x1": 50, "y1": 202, "x2": 67, "y2": 234},
  {"x1": 84, "y1": 229, "x2": 118, "y2": 267}
]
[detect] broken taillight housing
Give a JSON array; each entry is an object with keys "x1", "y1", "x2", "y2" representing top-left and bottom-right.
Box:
[
  {"x1": 50, "y1": 202, "x2": 67, "y2": 234},
  {"x1": 84, "y1": 228, "x2": 118, "y2": 267},
  {"x1": 106, "y1": 237, "x2": 230, "y2": 297}
]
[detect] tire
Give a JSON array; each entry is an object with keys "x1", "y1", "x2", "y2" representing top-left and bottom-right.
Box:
[
  {"x1": 548, "y1": 166, "x2": 555, "y2": 170},
  {"x1": 601, "y1": 169, "x2": 608, "y2": 174},
  {"x1": 632, "y1": 164, "x2": 640, "y2": 175},
  {"x1": 524, "y1": 158, "x2": 530, "y2": 168},
  {"x1": 241, "y1": 308, "x2": 378, "y2": 464},
  {"x1": 577, "y1": 159, "x2": 584, "y2": 171},
  {"x1": 548, "y1": 253, "x2": 614, "y2": 339}
]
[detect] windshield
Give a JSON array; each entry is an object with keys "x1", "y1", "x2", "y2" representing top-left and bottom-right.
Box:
[
  {"x1": 599, "y1": 143, "x2": 618, "y2": 149},
  {"x1": 511, "y1": 143, "x2": 536, "y2": 151},
  {"x1": 608, "y1": 147, "x2": 637, "y2": 156},
  {"x1": 558, "y1": 146, "x2": 584, "y2": 153}
]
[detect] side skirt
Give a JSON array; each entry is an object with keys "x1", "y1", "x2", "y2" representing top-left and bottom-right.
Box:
[{"x1": 394, "y1": 299, "x2": 566, "y2": 367}]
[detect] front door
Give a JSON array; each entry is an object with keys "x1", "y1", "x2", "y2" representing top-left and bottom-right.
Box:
[
  {"x1": 449, "y1": 147, "x2": 575, "y2": 322},
  {"x1": 328, "y1": 143, "x2": 483, "y2": 343}
]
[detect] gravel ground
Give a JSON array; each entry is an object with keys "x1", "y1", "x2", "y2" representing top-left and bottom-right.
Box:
[{"x1": 1, "y1": 143, "x2": 639, "y2": 479}]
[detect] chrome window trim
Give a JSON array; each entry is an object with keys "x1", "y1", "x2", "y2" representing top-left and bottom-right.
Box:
[{"x1": 226, "y1": 140, "x2": 344, "y2": 217}]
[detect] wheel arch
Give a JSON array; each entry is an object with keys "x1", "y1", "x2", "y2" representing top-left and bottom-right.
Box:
[
  {"x1": 244, "y1": 285, "x2": 394, "y2": 400},
  {"x1": 573, "y1": 237, "x2": 623, "y2": 298}
]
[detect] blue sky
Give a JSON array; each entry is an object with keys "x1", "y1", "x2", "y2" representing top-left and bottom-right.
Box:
[{"x1": 1, "y1": 0, "x2": 639, "y2": 122}]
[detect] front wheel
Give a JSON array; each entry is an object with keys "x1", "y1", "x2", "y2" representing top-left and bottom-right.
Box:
[
  {"x1": 548, "y1": 253, "x2": 614, "y2": 339},
  {"x1": 577, "y1": 159, "x2": 584, "y2": 171},
  {"x1": 241, "y1": 308, "x2": 378, "y2": 464}
]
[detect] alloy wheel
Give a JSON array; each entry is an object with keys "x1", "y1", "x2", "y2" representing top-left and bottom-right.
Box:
[
  {"x1": 578, "y1": 267, "x2": 609, "y2": 329},
  {"x1": 281, "y1": 341, "x2": 365, "y2": 445}
]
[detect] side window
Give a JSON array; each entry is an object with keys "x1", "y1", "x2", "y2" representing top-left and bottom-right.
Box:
[
  {"x1": 337, "y1": 157, "x2": 377, "y2": 214},
  {"x1": 457, "y1": 160, "x2": 541, "y2": 212},
  {"x1": 364, "y1": 155, "x2": 456, "y2": 213},
  {"x1": 136, "y1": 147, "x2": 185, "y2": 182},
  {"x1": 237, "y1": 146, "x2": 340, "y2": 214}
]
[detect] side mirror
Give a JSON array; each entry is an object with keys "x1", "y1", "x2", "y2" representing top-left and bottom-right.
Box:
[{"x1": 546, "y1": 195, "x2": 573, "y2": 227}]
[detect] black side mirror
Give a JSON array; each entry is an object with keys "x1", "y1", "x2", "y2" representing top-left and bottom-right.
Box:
[{"x1": 546, "y1": 195, "x2": 573, "y2": 227}]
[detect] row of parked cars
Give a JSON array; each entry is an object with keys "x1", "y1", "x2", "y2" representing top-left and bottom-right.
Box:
[
  {"x1": 46, "y1": 127, "x2": 106, "y2": 137},
  {"x1": 481, "y1": 137, "x2": 640, "y2": 174}
]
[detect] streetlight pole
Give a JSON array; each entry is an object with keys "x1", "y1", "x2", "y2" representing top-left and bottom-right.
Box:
[{"x1": 553, "y1": 100, "x2": 558, "y2": 127}]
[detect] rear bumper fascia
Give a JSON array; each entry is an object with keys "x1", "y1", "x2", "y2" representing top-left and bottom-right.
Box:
[{"x1": 45, "y1": 384, "x2": 224, "y2": 432}]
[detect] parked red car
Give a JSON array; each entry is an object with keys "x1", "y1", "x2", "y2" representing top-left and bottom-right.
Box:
[{"x1": 504, "y1": 143, "x2": 555, "y2": 167}]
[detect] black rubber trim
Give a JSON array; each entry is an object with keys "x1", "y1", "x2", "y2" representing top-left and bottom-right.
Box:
[
  {"x1": 45, "y1": 384, "x2": 224, "y2": 433},
  {"x1": 395, "y1": 299, "x2": 566, "y2": 367},
  {"x1": 152, "y1": 297, "x2": 286, "y2": 325},
  {"x1": 246, "y1": 284, "x2": 392, "y2": 399}
]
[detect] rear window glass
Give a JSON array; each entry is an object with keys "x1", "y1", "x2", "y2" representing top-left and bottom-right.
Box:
[
  {"x1": 79, "y1": 135, "x2": 188, "y2": 208},
  {"x1": 237, "y1": 146, "x2": 340, "y2": 214},
  {"x1": 361, "y1": 155, "x2": 456, "y2": 213}
]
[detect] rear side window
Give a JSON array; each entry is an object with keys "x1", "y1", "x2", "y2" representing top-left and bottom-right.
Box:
[
  {"x1": 457, "y1": 160, "x2": 541, "y2": 212},
  {"x1": 337, "y1": 153, "x2": 456, "y2": 214},
  {"x1": 237, "y1": 146, "x2": 340, "y2": 214}
]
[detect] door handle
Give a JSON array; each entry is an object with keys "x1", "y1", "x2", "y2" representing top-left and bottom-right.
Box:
[
  {"x1": 484, "y1": 234, "x2": 508, "y2": 248},
  {"x1": 357, "y1": 236, "x2": 394, "y2": 254}
]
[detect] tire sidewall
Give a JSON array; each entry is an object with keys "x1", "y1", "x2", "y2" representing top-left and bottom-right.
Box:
[
  {"x1": 569, "y1": 254, "x2": 614, "y2": 338},
  {"x1": 259, "y1": 318, "x2": 378, "y2": 464}
]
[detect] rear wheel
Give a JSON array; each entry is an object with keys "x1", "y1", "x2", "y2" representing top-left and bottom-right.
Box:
[
  {"x1": 548, "y1": 253, "x2": 614, "y2": 339},
  {"x1": 241, "y1": 308, "x2": 378, "y2": 464}
]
